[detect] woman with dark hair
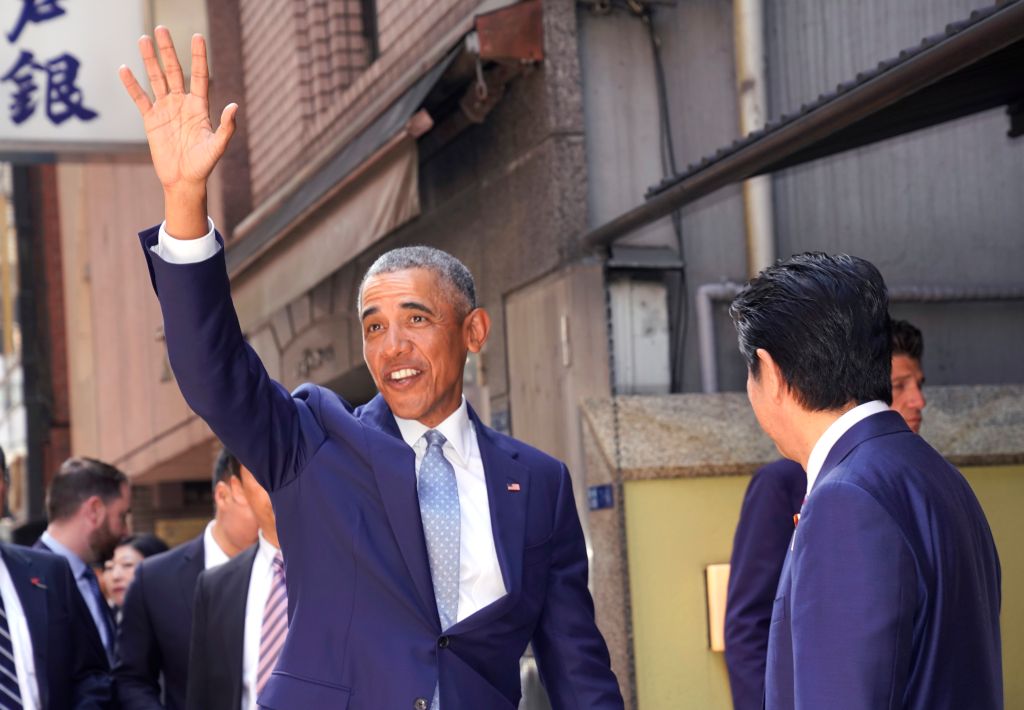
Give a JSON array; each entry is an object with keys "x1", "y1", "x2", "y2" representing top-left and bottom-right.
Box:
[{"x1": 105, "y1": 533, "x2": 170, "y2": 625}]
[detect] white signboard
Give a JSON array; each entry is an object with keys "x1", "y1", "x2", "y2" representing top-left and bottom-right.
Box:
[{"x1": 0, "y1": 0, "x2": 147, "y2": 153}]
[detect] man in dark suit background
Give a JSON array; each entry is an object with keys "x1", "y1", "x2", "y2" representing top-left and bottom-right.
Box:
[
  {"x1": 729, "y1": 253, "x2": 1001, "y2": 709},
  {"x1": 187, "y1": 464, "x2": 283, "y2": 710},
  {"x1": 0, "y1": 446, "x2": 112, "y2": 708},
  {"x1": 115, "y1": 448, "x2": 258, "y2": 709},
  {"x1": 35, "y1": 457, "x2": 131, "y2": 665},
  {"x1": 119, "y1": 28, "x2": 622, "y2": 709},
  {"x1": 725, "y1": 319, "x2": 928, "y2": 709}
]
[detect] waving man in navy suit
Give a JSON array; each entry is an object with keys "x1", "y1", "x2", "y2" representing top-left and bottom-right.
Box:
[{"x1": 119, "y1": 28, "x2": 623, "y2": 710}]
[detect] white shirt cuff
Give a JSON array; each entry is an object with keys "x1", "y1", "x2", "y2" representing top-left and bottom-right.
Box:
[{"x1": 152, "y1": 218, "x2": 221, "y2": 264}]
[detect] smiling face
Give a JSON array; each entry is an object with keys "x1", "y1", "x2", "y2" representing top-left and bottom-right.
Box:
[{"x1": 360, "y1": 267, "x2": 489, "y2": 427}]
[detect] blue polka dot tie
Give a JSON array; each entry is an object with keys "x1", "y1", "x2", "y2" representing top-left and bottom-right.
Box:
[{"x1": 418, "y1": 430, "x2": 460, "y2": 709}]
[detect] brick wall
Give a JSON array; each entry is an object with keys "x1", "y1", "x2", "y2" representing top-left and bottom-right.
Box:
[{"x1": 234, "y1": 0, "x2": 475, "y2": 203}]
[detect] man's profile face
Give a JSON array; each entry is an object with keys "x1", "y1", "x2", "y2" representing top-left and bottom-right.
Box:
[
  {"x1": 238, "y1": 465, "x2": 276, "y2": 537},
  {"x1": 89, "y1": 482, "x2": 131, "y2": 561},
  {"x1": 360, "y1": 268, "x2": 487, "y2": 427},
  {"x1": 215, "y1": 475, "x2": 258, "y2": 547},
  {"x1": 891, "y1": 354, "x2": 925, "y2": 433}
]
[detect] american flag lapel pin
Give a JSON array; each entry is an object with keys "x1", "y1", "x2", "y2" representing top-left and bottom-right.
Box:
[
  {"x1": 506, "y1": 481, "x2": 521, "y2": 492},
  {"x1": 30, "y1": 577, "x2": 47, "y2": 590}
]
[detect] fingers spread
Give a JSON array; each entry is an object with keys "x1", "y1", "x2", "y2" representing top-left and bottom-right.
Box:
[
  {"x1": 155, "y1": 26, "x2": 186, "y2": 94},
  {"x1": 118, "y1": 65, "x2": 152, "y2": 115},
  {"x1": 138, "y1": 34, "x2": 168, "y2": 99},
  {"x1": 190, "y1": 34, "x2": 210, "y2": 101}
]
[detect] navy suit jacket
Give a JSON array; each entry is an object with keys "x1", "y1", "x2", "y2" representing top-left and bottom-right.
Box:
[
  {"x1": 1, "y1": 543, "x2": 112, "y2": 708},
  {"x1": 139, "y1": 226, "x2": 623, "y2": 710},
  {"x1": 725, "y1": 459, "x2": 805, "y2": 710},
  {"x1": 186, "y1": 545, "x2": 256, "y2": 710},
  {"x1": 765, "y1": 411, "x2": 1002, "y2": 709},
  {"x1": 114, "y1": 534, "x2": 205, "y2": 709}
]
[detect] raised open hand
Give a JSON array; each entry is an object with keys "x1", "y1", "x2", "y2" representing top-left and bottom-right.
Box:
[{"x1": 119, "y1": 28, "x2": 235, "y2": 200}]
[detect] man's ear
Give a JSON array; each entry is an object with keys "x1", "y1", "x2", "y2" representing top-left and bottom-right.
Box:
[
  {"x1": 213, "y1": 480, "x2": 230, "y2": 510},
  {"x1": 84, "y1": 495, "x2": 104, "y2": 525},
  {"x1": 755, "y1": 348, "x2": 786, "y2": 402},
  {"x1": 463, "y1": 308, "x2": 491, "y2": 354}
]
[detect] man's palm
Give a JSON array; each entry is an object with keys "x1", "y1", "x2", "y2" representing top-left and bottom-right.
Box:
[
  {"x1": 119, "y1": 29, "x2": 235, "y2": 193},
  {"x1": 145, "y1": 92, "x2": 223, "y2": 188}
]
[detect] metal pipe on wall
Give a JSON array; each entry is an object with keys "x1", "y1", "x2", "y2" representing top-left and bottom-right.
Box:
[
  {"x1": 734, "y1": 0, "x2": 776, "y2": 276},
  {"x1": 697, "y1": 282, "x2": 1024, "y2": 393}
]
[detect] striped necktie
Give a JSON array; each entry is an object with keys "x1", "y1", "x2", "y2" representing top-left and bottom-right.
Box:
[
  {"x1": 0, "y1": 591, "x2": 23, "y2": 709},
  {"x1": 257, "y1": 551, "x2": 287, "y2": 695}
]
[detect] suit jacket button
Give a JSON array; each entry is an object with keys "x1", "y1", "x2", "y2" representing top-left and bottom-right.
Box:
[
  {"x1": 438, "y1": 635, "x2": 450, "y2": 649},
  {"x1": 414, "y1": 698, "x2": 428, "y2": 710}
]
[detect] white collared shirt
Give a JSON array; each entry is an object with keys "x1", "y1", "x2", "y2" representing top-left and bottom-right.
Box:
[
  {"x1": 156, "y1": 225, "x2": 508, "y2": 622},
  {"x1": 154, "y1": 218, "x2": 219, "y2": 263},
  {"x1": 0, "y1": 554, "x2": 39, "y2": 709},
  {"x1": 202, "y1": 520, "x2": 231, "y2": 571},
  {"x1": 394, "y1": 398, "x2": 507, "y2": 623},
  {"x1": 241, "y1": 532, "x2": 281, "y2": 710},
  {"x1": 805, "y1": 400, "x2": 891, "y2": 495}
]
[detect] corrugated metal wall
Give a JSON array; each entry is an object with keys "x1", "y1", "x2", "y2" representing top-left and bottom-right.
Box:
[{"x1": 579, "y1": 0, "x2": 1024, "y2": 392}]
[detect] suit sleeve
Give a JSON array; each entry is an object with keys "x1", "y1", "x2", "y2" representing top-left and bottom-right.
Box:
[
  {"x1": 113, "y1": 563, "x2": 163, "y2": 709},
  {"x1": 185, "y1": 572, "x2": 211, "y2": 710},
  {"x1": 790, "y1": 481, "x2": 916, "y2": 709},
  {"x1": 58, "y1": 558, "x2": 114, "y2": 708},
  {"x1": 531, "y1": 465, "x2": 624, "y2": 710},
  {"x1": 724, "y1": 465, "x2": 800, "y2": 710},
  {"x1": 139, "y1": 226, "x2": 325, "y2": 491}
]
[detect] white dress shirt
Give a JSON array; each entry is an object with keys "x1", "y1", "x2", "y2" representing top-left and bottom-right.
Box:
[
  {"x1": 394, "y1": 398, "x2": 507, "y2": 622},
  {"x1": 241, "y1": 532, "x2": 280, "y2": 710},
  {"x1": 154, "y1": 218, "x2": 219, "y2": 263},
  {"x1": 157, "y1": 221, "x2": 509, "y2": 623},
  {"x1": 0, "y1": 555, "x2": 39, "y2": 709},
  {"x1": 202, "y1": 520, "x2": 231, "y2": 570},
  {"x1": 805, "y1": 400, "x2": 891, "y2": 495},
  {"x1": 39, "y1": 531, "x2": 111, "y2": 655}
]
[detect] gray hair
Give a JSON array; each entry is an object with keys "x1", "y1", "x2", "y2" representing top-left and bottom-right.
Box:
[{"x1": 358, "y1": 246, "x2": 477, "y2": 316}]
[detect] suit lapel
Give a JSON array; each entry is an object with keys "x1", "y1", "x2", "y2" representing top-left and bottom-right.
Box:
[
  {"x1": 812, "y1": 410, "x2": 910, "y2": 493},
  {"x1": 471, "y1": 407, "x2": 529, "y2": 603},
  {"x1": 360, "y1": 395, "x2": 441, "y2": 627},
  {"x1": 222, "y1": 546, "x2": 256, "y2": 705},
  {"x1": 3, "y1": 545, "x2": 48, "y2": 708},
  {"x1": 179, "y1": 535, "x2": 205, "y2": 614}
]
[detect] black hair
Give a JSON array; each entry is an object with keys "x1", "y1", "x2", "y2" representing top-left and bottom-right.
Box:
[
  {"x1": 212, "y1": 447, "x2": 242, "y2": 491},
  {"x1": 46, "y1": 458, "x2": 129, "y2": 522},
  {"x1": 891, "y1": 319, "x2": 923, "y2": 361},
  {"x1": 729, "y1": 252, "x2": 892, "y2": 410},
  {"x1": 119, "y1": 533, "x2": 169, "y2": 559}
]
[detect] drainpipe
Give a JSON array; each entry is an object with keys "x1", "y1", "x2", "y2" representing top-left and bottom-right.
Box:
[
  {"x1": 697, "y1": 282, "x2": 1024, "y2": 393},
  {"x1": 697, "y1": 282, "x2": 745, "y2": 393},
  {"x1": 734, "y1": 0, "x2": 776, "y2": 277}
]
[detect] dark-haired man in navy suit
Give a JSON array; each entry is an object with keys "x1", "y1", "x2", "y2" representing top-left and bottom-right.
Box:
[
  {"x1": 118, "y1": 28, "x2": 622, "y2": 710},
  {"x1": 729, "y1": 253, "x2": 1001, "y2": 709},
  {"x1": 115, "y1": 448, "x2": 257, "y2": 709},
  {"x1": 724, "y1": 319, "x2": 928, "y2": 710}
]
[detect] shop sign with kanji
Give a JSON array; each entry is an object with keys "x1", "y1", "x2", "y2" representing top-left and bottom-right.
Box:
[{"x1": 0, "y1": 0, "x2": 147, "y2": 152}]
